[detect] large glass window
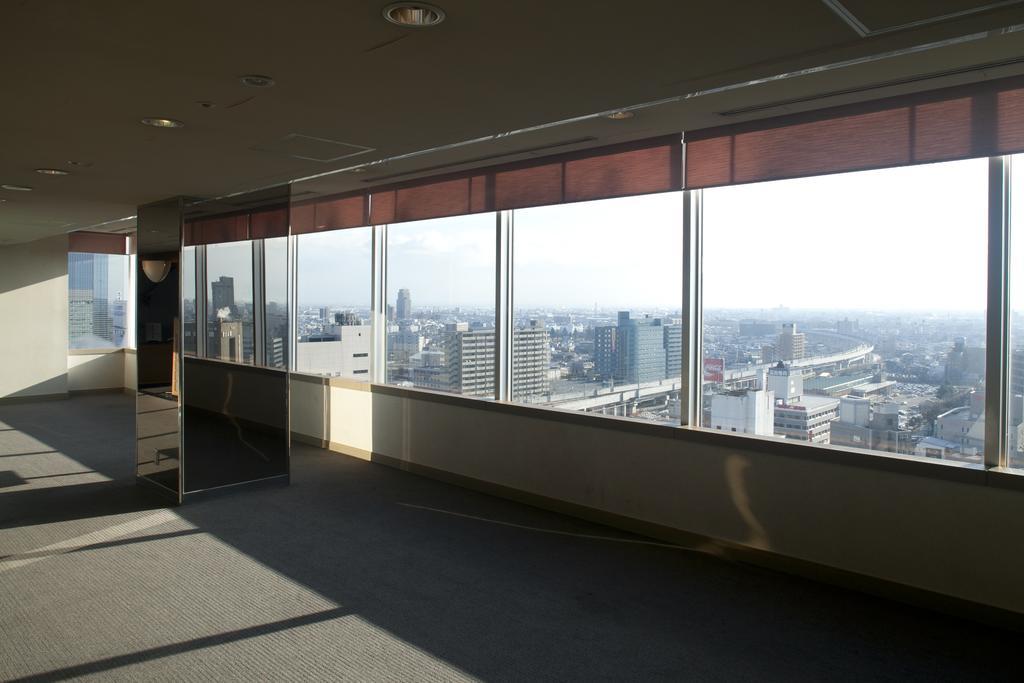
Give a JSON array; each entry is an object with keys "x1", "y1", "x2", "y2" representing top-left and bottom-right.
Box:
[
  {"x1": 386, "y1": 213, "x2": 496, "y2": 396},
  {"x1": 68, "y1": 252, "x2": 131, "y2": 349},
  {"x1": 294, "y1": 228, "x2": 371, "y2": 377},
  {"x1": 512, "y1": 194, "x2": 683, "y2": 423},
  {"x1": 701, "y1": 159, "x2": 988, "y2": 463},
  {"x1": 205, "y1": 241, "x2": 255, "y2": 364}
]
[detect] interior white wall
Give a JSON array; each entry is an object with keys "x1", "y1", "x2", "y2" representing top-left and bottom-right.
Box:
[
  {"x1": 316, "y1": 384, "x2": 1024, "y2": 616},
  {"x1": 0, "y1": 235, "x2": 69, "y2": 399},
  {"x1": 290, "y1": 374, "x2": 329, "y2": 444},
  {"x1": 123, "y1": 349, "x2": 136, "y2": 390},
  {"x1": 68, "y1": 350, "x2": 126, "y2": 392}
]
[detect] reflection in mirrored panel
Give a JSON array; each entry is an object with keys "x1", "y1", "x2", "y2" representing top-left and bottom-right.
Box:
[
  {"x1": 206, "y1": 241, "x2": 255, "y2": 365},
  {"x1": 182, "y1": 246, "x2": 197, "y2": 355},
  {"x1": 135, "y1": 198, "x2": 182, "y2": 498},
  {"x1": 182, "y1": 358, "x2": 289, "y2": 491},
  {"x1": 181, "y1": 187, "x2": 290, "y2": 496}
]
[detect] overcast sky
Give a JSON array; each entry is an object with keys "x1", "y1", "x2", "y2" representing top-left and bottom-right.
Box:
[{"x1": 201, "y1": 156, "x2": 998, "y2": 315}]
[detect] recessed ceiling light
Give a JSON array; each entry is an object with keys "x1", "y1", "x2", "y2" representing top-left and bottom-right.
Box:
[
  {"x1": 1, "y1": 184, "x2": 33, "y2": 191},
  {"x1": 606, "y1": 111, "x2": 635, "y2": 120},
  {"x1": 383, "y1": 2, "x2": 445, "y2": 27},
  {"x1": 240, "y1": 74, "x2": 275, "y2": 88},
  {"x1": 36, "y1": 168, "x2": 69, "y2": 175},
  {"x1": 141, "y1": 117, "x2": 184, "y2": 129}
]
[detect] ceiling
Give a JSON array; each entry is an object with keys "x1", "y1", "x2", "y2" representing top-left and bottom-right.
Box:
[{"x1": 3, "y1": 0, "x2": 1024, "y2": 244}]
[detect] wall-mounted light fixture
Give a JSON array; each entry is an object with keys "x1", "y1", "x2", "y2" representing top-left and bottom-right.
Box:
[{"x1": 142, "y1": 259, "x2": 172, "y2": 283}]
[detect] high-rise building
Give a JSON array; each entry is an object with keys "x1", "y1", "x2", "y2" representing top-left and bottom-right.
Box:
[
  {"x1": 444, "y1": 323, "x2": 495, "y2": 397},
  {"x1": 211, "y1": 276, "x2": 235, "y2": 317},
  {"x1": 663, "y1": 324, "x2": 682, "y2": 378},
  {"x1": 396, "y1": 288, "x2": 412, "y2": 320},
  {"x1": 616, "y1": 311, "x2": 666, "y2": 384},
  {"x1": 68, "y1": 252, "x2": 114, "y2": 347},
  {"x1": 777, "y1": 322, "x2": 805, "y2": 361},
  {"x1": 836, "y1": 318, "x2": 859, "y2": 336},
  {"x1": 594, "y1": 326, "x2": 617, "y2": 380},
  {"x1": 512, "y1": 320, "x2": 551, "y2": 399}
]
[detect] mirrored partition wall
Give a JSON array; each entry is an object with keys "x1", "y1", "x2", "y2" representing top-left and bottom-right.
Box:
[
  {"x1": 136, "y1": 198, "x2": 184, "y2": 499},
  {"x1": 179, "y1": 185, "x2": 291, "y2": 498}
]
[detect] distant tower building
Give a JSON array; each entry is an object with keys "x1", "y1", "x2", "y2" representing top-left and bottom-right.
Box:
[
  {"x1": 386, "y1": 304, "x2": 396, "y2": 322},
  {"x1": 616, "y1": 311, "x2": 666, "y2": 384},
  {"x1": 777, "y1": 322, "x2": 805, "y2": 360},
  {"x1": 318, "y1": 306, "x2": 330, "y2": 323},
  {"x1": 212, "y1": 276, "x2": 236, "y2": 317},
  {"x1": 68, "y1": 252, "x2": 113, "y2": 345},
  {"x1": 396, "y1": 288, "x2": 412, "y2": 320},
  {"x1": 512, "y1": 320, "x2": 551, "y2": 399},
  {"x1": 663, "y1": 324, "x2": 682, "y2": 378},
  {"x1": 444, "y1": 323, "x2": 495, "y2": 397},
  {"x1": 594, "y1": 326, "x2": 618, "y2": 380},
  {"x1": 836, "y1": 318, "x2": 859, "y2": 336}
]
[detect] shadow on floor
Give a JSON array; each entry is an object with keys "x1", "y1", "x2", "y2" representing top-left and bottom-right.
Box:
[{"x1": 1, "y1": 394, "x2": 1020, "y2": 681}]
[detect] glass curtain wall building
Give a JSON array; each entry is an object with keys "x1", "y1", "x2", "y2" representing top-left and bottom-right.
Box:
[{"x1": 68, "y1": 250, "x2": 131, "y2": 349}]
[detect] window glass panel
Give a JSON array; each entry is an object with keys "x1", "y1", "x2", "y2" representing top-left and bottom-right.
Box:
[
  {"x1": 702, "y1": 159, "x2": 988, "y2": 464},
  {"x1": 386, "y1": 213, "x2": 496, "y2": 396},
  {"x1": 205, "y1": 241, "x2": 254, "y2": 364},
  {"x1": 263, "y1": 237, "x2": 289, "y2": 369},
  {"x1": 1008, "y1": 154, "x2": 1024, "y2": 469},
  {"x1": 511, "y1": 194, "x2": 683, "y2": 423},
  {"x1": 295, "y1": 228, "x2": 371, "y2": 377},
  {"x1": 182, "y1": 246, "x2": 197, "y2": 355},
  {"x1": 68, "y1": 252, "x2": 131, "y2": 349}
]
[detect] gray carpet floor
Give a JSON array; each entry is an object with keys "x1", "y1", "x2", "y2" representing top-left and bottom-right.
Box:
[{"x1": 0, "y1": 394, "x2": 1019, "y2": 682}]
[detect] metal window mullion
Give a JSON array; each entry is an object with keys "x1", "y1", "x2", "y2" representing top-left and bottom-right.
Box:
[
  {"x1": 496, "y1": 210, "x2": 513, "y2": 401},
  {"x1": 253, "y1": 239, "x2": 266, "y2": 367},
  {"x1": 196, "y1": 245, "x2": 208, "y2": 358},
  {"x1": 371, "y1": 224, "x2": 388, "y2": 384},
  {"x1": 681, "y1": 188, "x2": 703, "y2": 427},
  {"x1": 985, "y1": 155, "x2": 1011, "y2": 469},
  {"x1": 288, "y1": 233, "x2": 298, "y2": 371}
]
